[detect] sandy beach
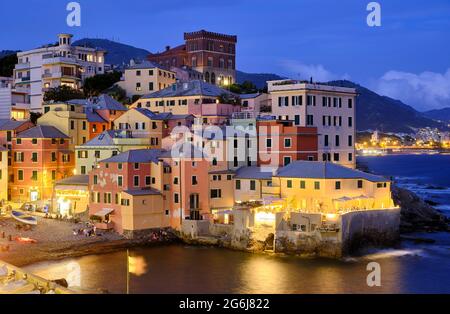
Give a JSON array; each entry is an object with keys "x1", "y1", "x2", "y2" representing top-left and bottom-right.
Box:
[{"x1": 0, "y1": 216, "x2": 177, "y2": 267}]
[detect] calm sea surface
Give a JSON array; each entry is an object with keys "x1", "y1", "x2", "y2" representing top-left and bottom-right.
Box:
[{"x1": 25, "y1": 155, "x2": 450, "y2": 294}]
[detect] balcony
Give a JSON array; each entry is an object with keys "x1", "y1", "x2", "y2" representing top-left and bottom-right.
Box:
[
  {"x1": 42, "y1": 72, "x2": 82, "y2": 80},
  {"x1": 42, "y1": 56, "x2": 78, "y2": 66},
  {"x1": 15, "y1": 62, "x2": 30, "y2": 70}
]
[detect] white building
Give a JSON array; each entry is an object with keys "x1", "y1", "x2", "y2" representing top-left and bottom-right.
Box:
[
  {"x1": 0, "y1": 77, "x2": 30, "y2": 120},
  {"x1": 13, "y1": 34, "x2": 106, "y2": 112},
  {"x1": 268, "y1": 80, "x2": 357, "y2": 169}
]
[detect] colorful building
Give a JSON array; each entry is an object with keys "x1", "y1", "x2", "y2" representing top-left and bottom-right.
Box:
[
  {"x1": 148, "y1": 30, "x2": 237, "y2": 86},
  {"x1": 268, "y1": 80, "x2": 357, "y2": 168},
  {"x1": 131, "y1": 80, "x2": 241, "y2": 125},
  {"x1": 117, "y1": 61, "x2": 177, "y2": 98},
  {"x1": 75, "y1": 130, "x2": 153, "y2": 175},
  {"x1": 113, "y1": 107, "x2": 195, "y2": 149},
  {"x1": 233, "y1": 161, "x2": 394, "y2": 214},
  {"x1": 0, "y1": 147, "x2": 8, "y2": 202},
  {"x1": 10, "y1": 125, "x2": 74, "y2": 203},
  {"x1": 53, "y1": 175, "x2": 89, "y2": 217},
  {"x1": 257, "y1": 117, "x2": 319, "y2": 168}
]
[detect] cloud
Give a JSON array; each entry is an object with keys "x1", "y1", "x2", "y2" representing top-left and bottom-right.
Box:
[
  {"x1": 279, "y1": 60, "x2": 345, "y2": 82},
  {"x1": 374, "y1": 69, "x2": 450, "y2": 112}
]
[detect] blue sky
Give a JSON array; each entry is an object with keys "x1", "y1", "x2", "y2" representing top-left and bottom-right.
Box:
[{"x1": 1, "y1": 0, "x2": 450, "y2": 111}]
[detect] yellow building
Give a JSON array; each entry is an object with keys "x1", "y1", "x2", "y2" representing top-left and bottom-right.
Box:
[
  {"x1": 234, "y1": 161, "x2": 395, "y2": 215},
  {"x1": 113, "y1": 108, "x2": 165, "y2": 148},
  {"x1": 53, "y1": 175, "x2": 89, "y2": 217},
  {"x1": 75, "y1": 130, "x2": 152, "y2": 175},
  {"x1": 117, "y1": 61, "x2": 176, "y2": 98},
  {"x1": 39, "y1": 101, "x2": 89, "y2": 149},
  {"x1": 0, "y1": 148, "x2": 8, "y2": 202}
]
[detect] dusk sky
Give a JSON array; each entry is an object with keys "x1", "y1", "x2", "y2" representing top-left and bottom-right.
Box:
[{"x1": 1, "y1": 0, "x2": 450, "y2": 111}]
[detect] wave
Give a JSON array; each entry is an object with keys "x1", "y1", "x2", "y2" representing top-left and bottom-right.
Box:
[{"x1": 361, "y1": 249, "x2": 426, "y2": 260}]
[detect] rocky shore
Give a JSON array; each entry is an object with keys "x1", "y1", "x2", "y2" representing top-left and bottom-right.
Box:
[{"x1": 392, "y1": 185, "x2": 450, "y2": 233}]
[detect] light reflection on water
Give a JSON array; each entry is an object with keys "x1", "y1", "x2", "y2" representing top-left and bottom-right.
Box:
[{"x1": 23, "y1": 245, "x2": 414, "y2": 294}]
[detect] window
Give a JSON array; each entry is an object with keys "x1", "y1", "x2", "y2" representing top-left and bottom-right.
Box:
[
  {"x1": 174, "y1": 177, "x2": 179, "y2": 185},
  {"x1": 31, "y1": 171, "x2": 38, "y2": 181},
  {"x1": 314, "y1": 182, "x2": 321, "y2": 190},
  {"x1": 146, "y1": 176, "x2": 151, "y2": 186},
  {"x1": 324, "y1": 135, "x2": 329, "y2": 147},
  {"x1": 335, "y1": 135, "x2": 340, "y2": 147},
  {"x1": 18, "y1": 170, "x2": 24, "y2": 181},
  {"x1": 335, "y1": 181, "x2": 341, "y2": 190},
  {"x1": 136, "y1": 82, "x2": 142, "y2": 91},
  {"x1": 134, "y1": 176, "x2": 139, "y2": 187},
  {"x1": 250, "y1": 180, "x2": 256, "y2": 191},
  {"x1": 210, "y1": 189, "x2": 222, "y2": 199},
  {"x1": 32, "y1": 138, "x2": 38, "y2": 145},
  {"x1": 236, "y1": 180, "x2": 241, "y2": 190},
  {"x1": 295, "y1": 115, "x2": 301, "y2": 125},
  {"x1": 348, "y1": 117, "x2": 353, "y2": 128},
  {"x1": 149, "y1": 82, "x2": 154, "y2": 91},
  {"x1": 192, "y1": 176, "x2": 198, "y2": 185},
  {"x1": 70, "y1": 120, "x2": 75, "y2": 130},
  {"x1": 348, "y1": 135, "x2": 353, "y2": 147},
  {"x1": 93, "y1": 175, "x2": 98, "y2": 185},
  {"x1": 174, "y1": 193, "x2": 179, "y2": 204},
  {"x1": 134, "y1": 163, "x2": 139, "y2": 170},
  {"x1": 284, "y1": 138, "x2": 292, "y2": 148},
  {"x1": 292, "y1": 95, "x2": 302, "y2": 106},
  {"x1": 118, "y1": 163, "x2": 123, "y2": 170},
  {"x1": 31, "y1": 152, "x2": 38, "y2": 162},
  {"x1": 266, "y1": 138, "x2": 272, "y2": 148},
  {"x1": 149, "y1": 70, "x2": 154, "y2": 76},
  {"x1": 334, "y1": 153, "x2": 340, "y2": 162},
  {"x1": 307, "y1": 115, "x2": 314, "y2": 126},
  {"x1": 284, "y1": 156, "x2": 292, "y2": 166},
  {"x1": 300, "y1": 181, "x2": 306, "y2": 189},
  {"x1": 348, "y1": 99, "x2": 353, "y2": 109},
  {"x1": 118, "y1": 176, "x2": 123, "y2": 187},
  {"x1": 357, "y1": 180, "x2": 364, "y2": 189},
  {"x1": 81, "y1": 166, "x2": 86, "y2": 175},
  {"x1": 348, "y1": 153, "x2": 353, "y2": 162},
  {"x1": 16, "y1": 139, "x2": 22, "y2": 145},
  {"x1": 287, "y1": 180, "x2": 293, "y2": 188},
  {"x1": 136, "y1": 70, "x2": 141, "y2": 76},
  {"x1": 121, "y1": 199, "x2": 130, "y2": 206}
]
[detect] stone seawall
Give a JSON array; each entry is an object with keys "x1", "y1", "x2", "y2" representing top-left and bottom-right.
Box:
[{"x1": 181, "y1": 209, "x2": 401, "y2": 258}]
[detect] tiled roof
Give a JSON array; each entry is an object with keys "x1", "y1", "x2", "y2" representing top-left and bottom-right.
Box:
[
  {"x1": 140, "y1": 80, "x2": 235, "y2": 99},
  {"x1": 55, "y1": 175, "x2": 89, "y2": 186},
  {"x1": 134, "y1": 108, "x2": 156, "y2": 119},
  {"x1": 101, "y1": 149, "x2": 165, "y2": 164},
  {"x1": 81, "y1": 130, "x2": 135, "y2": 147},
  {"x1": 17, "y1": 125, "x2": 69, "y2": 139},
  {"x1": 123, "y1": 188, "x2": 162, "y2": 196},
  {"x1": 0, "y1": 119, "x2": 30, "y2": 131},
  {"x1": 86, "y1": 109, "x2": 107, "y2": 123},
  {"x1": 67, "y1": 95, "x2": 127, "y2": 111},
  {"x1": 240, "y1": 93, "x2": 262, "y2": 99},
  {"x1": 275, "y1": 161, "x2": 388, "y2": 182},
  {"x1": 235, "y1": 167, "x2": 274, "y2": 180},
  {"x1": 133, "y1": 108, "x2": 194, "y2": 121},
  {"x1": 127, "y1": 61, "x2": 171, "y2": 71}
]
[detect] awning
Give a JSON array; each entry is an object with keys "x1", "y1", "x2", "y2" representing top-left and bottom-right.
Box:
[
  {"x1": 333, "y1": 196, "x2": 353, "y2": 203},
  {"x1": 93, "y1": 208, "x2": 114, "y2": 217}
]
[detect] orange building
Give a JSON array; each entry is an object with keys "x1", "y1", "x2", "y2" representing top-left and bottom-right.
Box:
[
  {"x1": 10, "y1": 125, "x2": 74, "y2": 203},
  {"x1": 88, "y1": 145, "x2": 210, "y2": 236},
  {"x1": 257, "y1": 118, "x2": 319, "y2": 168}
]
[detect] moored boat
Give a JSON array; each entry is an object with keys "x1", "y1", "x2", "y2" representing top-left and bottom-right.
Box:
[{"x1": 11, "y1": 211, "x2": 38, "y2": 226}]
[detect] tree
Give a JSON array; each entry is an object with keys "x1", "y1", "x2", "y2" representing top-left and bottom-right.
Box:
[
  {"x1": 83, "y1": 71, "x2": 122, "y2": 97},
  {"x1": 228, "y1": 81, "x2": 258, "y2": 94},
  {"x1": 43, "y1": 85, "x2": 84, "y2": 102},
  {"x1": 30, "y1": 112, "x2": 42, "y2": 125},
  {"x1": 0, "y1": 54, "x2": 18, "y2": 77},
  {"x1": 105, "y1": 85, "x2": 127, "y2": 103}
]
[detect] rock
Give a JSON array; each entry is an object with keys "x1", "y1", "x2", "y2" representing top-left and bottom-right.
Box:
[{"x1": 392, "y1": 185, "x2": 450, "y2": 233}]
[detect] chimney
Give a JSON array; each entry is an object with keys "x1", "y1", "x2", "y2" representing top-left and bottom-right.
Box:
[
  {"x1": 310, "y1": 77, "x2": 313, "y2": 84},
  {"x1": 166, "y1": 46, "x2": 171, "y2": 51}
]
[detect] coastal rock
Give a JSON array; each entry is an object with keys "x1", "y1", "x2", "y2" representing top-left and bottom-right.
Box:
[{"x1": 392, "y1": 185, "x2": 449, "y2": 233}]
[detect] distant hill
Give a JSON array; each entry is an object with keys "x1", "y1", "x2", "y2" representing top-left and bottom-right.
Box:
[
  {"x1": 236, "y1": 71, "x2": 285, "y2": 89},
  {"x1": 423, "y1": 108, "x2": 450, "y2": 123},
  {"x1": 0, "y1": 50, "x2": 18, "y2": 58},
  {"x1": 328, "y1": 80, "x2": 447, "y2": 133},
  {"x1": 0, "y1": 53, "x2": 18, "y2": 77},
  {"x1": 72, "y1": 39, "x2": 150, "y2": 66}
]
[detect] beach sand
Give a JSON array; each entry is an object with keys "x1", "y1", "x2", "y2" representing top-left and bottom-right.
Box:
[{"x1": 0, "y1": 216, "x2": 173, "y2": 267}]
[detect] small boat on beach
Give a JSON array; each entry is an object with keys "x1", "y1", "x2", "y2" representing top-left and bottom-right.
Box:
[{"x1": 11, "y1": 211, "x2": 38, "y2": 226}]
